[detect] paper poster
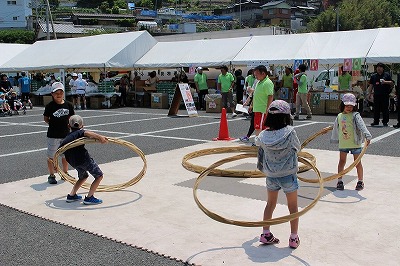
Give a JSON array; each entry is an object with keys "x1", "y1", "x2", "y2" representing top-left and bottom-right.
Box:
[
  {"x1": 235, "y1": 104, "x2": 249, "y2": 114},
  {"x1": 343, "y1": 59, "x2": 352, "y2": 71},
  {"x1": 310, "y1": 59, "x2": 319, "y2": 71},
  {"x1": 293, "y1": 60, "x2": 303, "y2": 71},
  {"x1": 189, "y1": 65, "x2": 195, "y2": 75},
  {"x1": 352, "y1": 58, "x2": 362, "y2": 70},
  {"x1": 303, "y1": 59, "x2": 310, "y2": 70},
  {"x1": 280, "y1": 87, "x2": 289, "y2": 100},
  {"x1": 352, "y1": 70, "x2": 361, "y2": 77},
  {"x1": 311, "y1": 93, "x2": 321, "y2": 106},
  {"x1": 330, "y1": 93, "x2": 339, "y2": 100},
  {"x1": 178, "y1": 83, "x2": 198, "y2": 117},
  {"x1": 320, "y1": 93, "x2": 330, "y2": 100}
]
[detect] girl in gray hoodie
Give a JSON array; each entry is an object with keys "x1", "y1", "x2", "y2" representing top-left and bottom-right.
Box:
[{"x1": 255, "y1": 100, "x2": 301, "y2": 249}]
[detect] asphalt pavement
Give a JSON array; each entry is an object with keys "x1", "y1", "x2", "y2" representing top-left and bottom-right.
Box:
[{"x1": 0, "y1": 106, "x2": 399, "y2": 266}]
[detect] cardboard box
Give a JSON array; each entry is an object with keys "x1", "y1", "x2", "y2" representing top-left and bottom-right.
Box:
[
  {"x1": 205, "y1": 94, "x2": 222, "y2": 113},
  {"x1": 43, "y1": 95, "x2": 53, "y2": 106},
  {"x1": 90, "y1": 96, "x2": 105, "y2": 109},
  {"x1": 151, "y1": 93, "x2": 168, "y2": 109}
]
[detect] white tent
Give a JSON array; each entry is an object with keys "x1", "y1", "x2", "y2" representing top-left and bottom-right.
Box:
[
  {"x1": 366, "y1": 27, "x2": 400, "y2": 64},
  {"x1": 0, "y1": 43, "x2": 30, "y2": 67},
  {"x1": 0, "y1": 31, "x2": 157, "y2": 71},
  {"x1": 134, "y1": 37, "x2": 252, "y2": 68}
]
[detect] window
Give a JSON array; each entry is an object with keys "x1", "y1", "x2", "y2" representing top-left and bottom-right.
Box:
[
  {"x1": 7, "y1": 1, "x2": 17, "y2": 5},
  {"x1": 268, "y1": 9, "x2": 275, "y2": 15},
  {"x1": 13, "y1": 17, "x2": 18, "y2": 21},
  {"x1": 282, "y1": 9, "x2": 289, "y2": 14}
]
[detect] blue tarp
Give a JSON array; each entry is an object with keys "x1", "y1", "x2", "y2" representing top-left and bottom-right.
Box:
[{"x1": 181, "y1": 14, "x2": 233, "y2": 21}]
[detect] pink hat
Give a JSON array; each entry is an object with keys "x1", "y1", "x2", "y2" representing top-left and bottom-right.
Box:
[
  {"x1": 342, "y1": 93, "x2": 357, "y2": 106},
  {"x1": 268, "y1": 100, "x2": 291, "y2": 114}
]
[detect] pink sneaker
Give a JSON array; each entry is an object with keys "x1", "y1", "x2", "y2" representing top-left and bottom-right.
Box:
[
  {"x1": 289, "y1": 235, "x2": 300, "y2": 249},
  {"x1": 260, "y1": 233, "x2": 280, "y2": 245}
]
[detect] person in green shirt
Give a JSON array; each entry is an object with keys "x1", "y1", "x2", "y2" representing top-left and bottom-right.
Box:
[
  {"x1": 280, "y1": 67, "x2": 294, "y2": 103},
  {"x1": 217, "y1": 65, "x2": 237, "y2": 117},
  {"x1": 194, "y1": 67, "x2": 208, "y2": 110},
  {"x1": 293, "y1": 64, "x2": 312, "y2": 120},
  {"x1": 338, "y1": 66, "x2": 352, "y2": 90},
  {"x1": 245, "y1": 69, "x2": 255, "y2": 89},
  {"x1": 252, "y1": 65, "x2": 274, "y2": 135}
]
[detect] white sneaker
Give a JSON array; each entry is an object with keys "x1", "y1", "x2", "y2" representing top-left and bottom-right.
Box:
[{"x1": 231, "y1": 112, "x2": 237, "y2": 118}]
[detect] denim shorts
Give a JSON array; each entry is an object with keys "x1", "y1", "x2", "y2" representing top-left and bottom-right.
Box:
[
  {"x1": 339, "y1": 148, "x2": 362, "y2": 154},
  {"x1": 266, "y1": 174, "x2": 299, "y2": 193},
  {"x1": 75, "y1": 158, "x2": 103, "y2": 180}
]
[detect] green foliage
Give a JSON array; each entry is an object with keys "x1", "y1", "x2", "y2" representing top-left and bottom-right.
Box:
[
  {"x1": 136, "y1": 0, "x2": 154, "y2": 9},
  {"x1": 0, "y1": 30, "x2": 35, "y2": 44},
  {"x1": 76, "y1": 0, "x2": 103, "y2": 8},
  {"x1": 49, "y1": 0, "x2": 60, "y2": 7},
  {"x1": 116, "y1": 19, "x2": 135, "y2": 27},
  {"x1": 83, "y1": 28, "x2": 120, "y2": 36},
  {"x1": 111, "y1": 6, "x2": 120, "y2": 14},
  {"x1": 114, "y1": 0, "x2": 127, "y2": 9},
  {"x1": 309, "y1": 0, "x2": 394, "y2": 32}
]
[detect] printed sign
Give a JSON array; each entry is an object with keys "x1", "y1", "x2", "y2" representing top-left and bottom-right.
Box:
[
  {"x1": 293, "y1": 60, "x2": 303, "y2": 71},
  {"x1": 343, "y1": 59, "x2": 352, "y2": 71},
  {"x1": 178, "y1": 83, "x2": 198, "y2": 117},
  {"x1": 310, "y1": 59, "x2": 319, "y2": 71},
  {"x1": 352, "y1": 58, "x2": 362, "y2": 71}
]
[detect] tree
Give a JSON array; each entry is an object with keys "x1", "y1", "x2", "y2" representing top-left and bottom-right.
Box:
[
  {"x1": 308, "y1": 0, "x2": 393, "y2": 32},
  {"x1": 0, "y1": 30, "x2": 35, "y2": 44}
]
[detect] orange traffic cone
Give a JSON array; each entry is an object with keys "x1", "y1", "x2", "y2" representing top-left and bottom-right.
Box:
[{"x1": 213, "y1": 108, "x2": 235, "y2": 141}]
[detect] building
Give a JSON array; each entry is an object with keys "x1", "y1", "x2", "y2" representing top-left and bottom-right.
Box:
[
  {"x1": 261, "y1": 1, "x2": 291, "y2": 28},
  {"x1": 218, "y1": 0, "x2": 263, "y2": 27},
  {"x1": 0, "y1": 0, "x2": 32, "y2": 28}
]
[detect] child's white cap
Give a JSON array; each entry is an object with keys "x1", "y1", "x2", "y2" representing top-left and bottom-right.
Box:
[
  {"x1": 69, "y1": 115, "x2": 83, "y2": 129},
  {"x1": 342, "y1": 93, "x2": 357, "y2": 106},
  {"x1": 51, "y1": 82, "x2": 65, "y2": 93}
]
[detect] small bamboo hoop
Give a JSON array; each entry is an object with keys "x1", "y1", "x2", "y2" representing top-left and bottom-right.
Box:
[
  {"x1": 193, "y1": 153, "x2": 324, "y2": 227},
  {"x1": 54, "y1": 137, "x2": 147, "y2": 192}
]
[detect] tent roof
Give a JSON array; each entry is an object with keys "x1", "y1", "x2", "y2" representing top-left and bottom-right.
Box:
[
  {"x1": 134, "y1": 37, "x2": 252, "y2": 68},
  {"x1": 0, "y1": 31, "x2": 157, "y2": 71},
  {"x1": 0, "y1": 43, "x2": 30, "y2": 67},
  {"x1": 366, "y1": 27, "x2": 400, "y2": 64}
]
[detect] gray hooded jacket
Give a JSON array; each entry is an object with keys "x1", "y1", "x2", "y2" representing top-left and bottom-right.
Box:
[{"x1": 255, "y1": 126, "x2": 301, "y2": 178}]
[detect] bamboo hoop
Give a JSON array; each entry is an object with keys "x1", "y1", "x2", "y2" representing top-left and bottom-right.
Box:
[
  {"x1": 182, "y1": 147, "x2": 315, "y2": 178},
  {"x1": 54, "y1": 137, "x2": 147, "y2": 192},
  {"x1": 193, "y1": 153, "x2": 324, "y2": 227}
]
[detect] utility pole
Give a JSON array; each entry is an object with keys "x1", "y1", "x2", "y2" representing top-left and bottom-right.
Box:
[
  {"x1": 45, "y1": 0, "x2": 50, "y2": 40},
  {"x1": 336, "y1": 7, "x2": 339, "y2": 31},
  {"x1": 239, "y1": 0, "x2": 242, "y2": 28}
]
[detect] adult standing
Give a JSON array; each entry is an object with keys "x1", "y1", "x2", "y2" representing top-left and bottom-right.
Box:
[
  {"x1": 368, "y1": 62, "x2": 393, "y2": 127},
  {"x1": 245, "y1": 69, "x2": 255, "y2": 90},
  {"x1": 18, "y1": 72, "x2": 32, "y2": 108},
  {"x1": 194, "y1": 67, "x2": 208, "y2": 110},
  {"x1": 293, "y1": 64, "x2": 312, "y2": 120},
  {"x1": 338, "y1": 66, "x2": 352, "y2": 91},
  {"x1": 74, "y1": 73, "x2": 88, "y2": 110},
  {"x1": 234, "y1": 69, "x2": 245, "y2": 105},
  {"x1": 252, "y1": 65, "x2": 274, "y2": 136},
  {"x1": 217, "y1": 65, "x2": 237, "y2": 117},
  {"x1": 119, "y1": 74, "x2": 129, "y2": 107},
  {"x1": 69, "y1": 73, "x2": 78, "y2": 109},
  {"x1": 281, "y1": 67, "x2": 293, "y2": 104},
  {"x1": 394, "y1": 75, "x2": 400, "y2": 129},
  {"x1": 0, "y1": 74, "x2": 12, "y2": 93}
]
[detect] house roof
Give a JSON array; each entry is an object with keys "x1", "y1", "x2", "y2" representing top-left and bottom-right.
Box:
[
  {"x1": 261, "y1": 1, "x2": 287, "y2": 8},
  {"x1": 39, "y1": 21, "x2": 99, "y2": 34},
  {"x1": 72, "y1": 13, "x2": 135, "y2": 19}
]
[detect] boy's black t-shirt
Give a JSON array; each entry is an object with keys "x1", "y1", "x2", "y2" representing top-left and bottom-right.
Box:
[
  {"x1": 43, "y1": 100, "x2": 75, "y2": 138},
  {"x1": 60, "y1": 129, "x2": 90, "y2": 167}
]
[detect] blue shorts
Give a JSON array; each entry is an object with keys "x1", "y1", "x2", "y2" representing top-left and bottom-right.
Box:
[
  {"x1": 266, "y1": 174, "x2": 299, "y2": 193},
  {"x1": 75, "y1": 158, "x2": 103, "y2": 180},
  {"x1": 339, "y1": 148, "x2": 362, "y2": 154}
]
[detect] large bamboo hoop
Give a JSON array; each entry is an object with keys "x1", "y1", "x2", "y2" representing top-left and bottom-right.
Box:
[
  {"x1": 54, "y1": 137, "x2": 147, "y2": 192},
  {"x1": 193, "y1": 153, "x2": 324, "y2": 227}
]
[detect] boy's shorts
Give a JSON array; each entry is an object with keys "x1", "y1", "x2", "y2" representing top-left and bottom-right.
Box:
[
  {"x1": 75, "y1": 158, "x2": 103, "y2": 180},
  {"x1": 339, "y1": 148, "x2": 362, "y2": 154},
  {"x1": 266, "y1": 174, "x2": 298, "y2": 193},
  {"x1": 254, "y1": 112, "x2": 267, "y2": 130},
  {"x1": 47, "y1": 138, "x2": 64, "y2": 158}
]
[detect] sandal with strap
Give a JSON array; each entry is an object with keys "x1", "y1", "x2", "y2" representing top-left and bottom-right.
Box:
[{"x1": 260, "y1": 233, "x2": 280, "y2": 244}]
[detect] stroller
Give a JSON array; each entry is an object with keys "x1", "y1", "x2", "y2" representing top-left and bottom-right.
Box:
[{"x1": 7, "y1": 91, "x2": 27, "y2": 115}]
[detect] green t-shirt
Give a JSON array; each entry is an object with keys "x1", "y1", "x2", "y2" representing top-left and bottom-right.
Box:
[
  {"x1": 218, "y1": 73, "x2": 234, "y2": 92},
  {"x1": 252, "y1": 76, "x2": 274, "y2": 113},
  {"x1": 338, "y1": 112, "x2": 360, "y2": 149},
  {"x1": 298, "y1": 74, "x2": 308, "y2": 94},
  {"x1": 282, "y1": 74, "x2": 293, "y2": 89},
  {"x1": 338, "y1": 73, "x2": 352, "y2": 90},
  {"x1": 194, "y1": 73, "x2": 208, "y2": 90},
  {"x1": 245, "y1": 75, "x2": 255, "y2": 88}
]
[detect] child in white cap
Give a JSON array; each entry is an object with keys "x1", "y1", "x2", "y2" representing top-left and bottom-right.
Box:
[{"x1": 330, "y1": 93, "x2": 372, "y2": 191}]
